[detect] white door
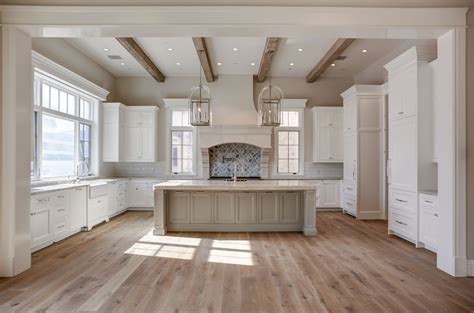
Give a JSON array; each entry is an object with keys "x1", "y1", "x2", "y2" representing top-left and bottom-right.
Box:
[
  {"x1": 168, "y1": 192, "x2": 190, "y2": 224},
  {"x1": 400, "y1": 64, "x2": 417, "y2": 119},
  {"x1": 235, "y1": 192, "x2": 257, "y2": 224},
  {"x1": 280, "y1": 192, "x2": 300, "y2": 224},
  {"x1": 69, "y1": 187, "x2": 87, "y2": 231},
  {"x1": 213, "y1": 192, "x2": 235, "y2": 224},
  {"x1": 343, "y1": 132, "x2": 357, "y2": 182},
  {"x1": 343, "y1": 98, "x2": 357, "y2": 132},
  {"x1": 258, "y1": 192, "x2": 279, "y2": 224},
  {"x1": 389, "y1": 117, "x2": 417, "y2": 192},
  {"x1": 31, "y1": 207, "x2": 53, "y2": 248},
  {"x1": 123, "y1": 127, "x2": 143, "y2": 161},
  {"x1": 190, "y1": 192, "x2": 212, "y2": 224}
]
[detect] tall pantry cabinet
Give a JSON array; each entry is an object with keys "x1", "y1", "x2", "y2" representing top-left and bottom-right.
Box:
[
  {"x1": 384, "y1": 46, "x2": 437, "y2": 245},
  {"x1": 340, "y1": 85, "x2": 384, "y2": 219}
]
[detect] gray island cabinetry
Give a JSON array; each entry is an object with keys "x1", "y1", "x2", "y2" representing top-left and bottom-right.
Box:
[{"x1": 153, "y1": 180, "x2": 318, "y2": 236}]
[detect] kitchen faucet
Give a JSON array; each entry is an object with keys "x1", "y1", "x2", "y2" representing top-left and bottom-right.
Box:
[
  {"x1": 73, "y1": 160, "x2": 90, "y2": 183},
  {"x1": 231, "y1": 160, "x2": 243, "y2": 182}
]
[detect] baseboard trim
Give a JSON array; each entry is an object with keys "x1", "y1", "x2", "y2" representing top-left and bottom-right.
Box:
[
  {"x1": 0, "y1": 256, "x2": 14, "y2": 277},
  {"x1": 467, "y1": 260, "x2": 474, "y2": 276}
]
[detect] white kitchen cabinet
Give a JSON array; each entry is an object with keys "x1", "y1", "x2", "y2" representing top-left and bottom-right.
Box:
[
  {"x1": 235, "y1": 192, "x2": 257, "y2": 224},
  {"x1": 128, "y1": 180, "x2": 158, "y2": 208},
  {"x1": 30, "y1": 198, "x2": 54, "y2": 252},
  {"x1": 69, "y1": 187, "x2": 87, "y2": 233},
  {"x1": 168, "y1": 191, "x2": 191, "y2": 224},
  {"x1": 87, "y1": 184, "x2": 108, "y2": 230},
  {"x1": 317, "y1": 180, "x2": 340, "y2": 208},
  {"x1": 280, "y1": 192, "x2": 300, "y2": 224},
  {"x1": 384, "y1": 46, "x2": 438, "y2": 245},
  {"x1": 341, "y1": 85, "x2": 383, "y2": 219},
  {"x1": 213, "y1": 192, "x2": 235, "y2": 224},
  {"x1": 190, "y1": 191, "x2": 213, "y2": 224},
  {"x1": 419, "y1": 193, "x2": 438, "y2": 252},
  {"x1": 312, "y1": 107, "x2": 343, "y2": 163},
  {"x1": 258, "y1": 192, "x2": 279, "y2": 224},
  {"x1": 107, "y1": 181, "x2": 119, "y2": 216},
  {"x1": 103, "y1": 103, "x2": 125, "y2": 162},
  {"x1": 103, "y1": 104, "x2": 158, "y2": 163},
  {"x1": 123, "y1": 107, "x2": 158, "y2": 162}
]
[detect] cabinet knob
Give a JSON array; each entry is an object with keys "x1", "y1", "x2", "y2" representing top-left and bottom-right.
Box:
[{"x1": 398, "y1": 111, "x2": 403, "y2": 115}]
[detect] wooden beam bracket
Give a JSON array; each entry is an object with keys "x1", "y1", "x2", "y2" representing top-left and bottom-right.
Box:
[
  {"x1": 257, "y1": 37, "x2": 281, "y2": 83},
  {"x1": 192, "y1": 37, "x2": 216, "y2": 82}
]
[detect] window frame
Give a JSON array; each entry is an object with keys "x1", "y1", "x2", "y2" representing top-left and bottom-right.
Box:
[
  {"x1": 165, "y1": 102, "x2": 197, "y2": 177},
  {"x1": 273, "y1": 106, "x2": 305, "y2": 177},
  {"x1": 31, "y1": 72, "x2": 97, "y2": 181}
]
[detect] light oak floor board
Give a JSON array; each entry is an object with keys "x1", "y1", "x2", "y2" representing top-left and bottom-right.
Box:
[{"x1": 0, "y1": 211, "x2": 473, "y2": 313}]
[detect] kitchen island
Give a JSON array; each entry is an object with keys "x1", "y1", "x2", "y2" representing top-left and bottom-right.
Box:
[{"x1": 153, "y1": 180, "x2": 318, "y2": 236}]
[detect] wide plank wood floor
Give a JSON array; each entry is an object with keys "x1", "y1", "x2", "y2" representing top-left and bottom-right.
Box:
[{"x1": 0, "y1": 211, "x2": 473, "y2": 313}]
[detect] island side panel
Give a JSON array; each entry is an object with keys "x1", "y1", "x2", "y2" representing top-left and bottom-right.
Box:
[
  {"x1": 303, "y1": 189, "x2": 317, "y2": 236},
  {"x1": 154, "y1": 189, "x2": 167, "y2": 235}
]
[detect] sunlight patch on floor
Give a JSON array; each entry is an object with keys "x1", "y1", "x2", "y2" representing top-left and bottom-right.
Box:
[
  {"x1": 125, "y1": 242, "x2": 195, "y2": 260},
  {"x1": 139, "y1": 231, "x2": 202, "y2": 247},
  {"x1": 211, "y1": 240, "x2": 252, "y2": 251},
  {"x1": 207, "y1": 249, "x2": 254, "y2": 266}
]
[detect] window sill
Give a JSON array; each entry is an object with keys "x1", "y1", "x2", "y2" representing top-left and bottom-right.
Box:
[{"x1": 31, "y1": 175, "x2": 98, "y2": 187}]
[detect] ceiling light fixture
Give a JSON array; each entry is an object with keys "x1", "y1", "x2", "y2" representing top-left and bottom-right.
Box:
[
  {"x1": 331, "y1": 63, "x2": 336, "y2": 67},
  {"x1": 120, "y1": 62, "x2": 125, "y2": 66},
  {"x1": 217, "y1": 62, "x2": 222, "y2": 66},
  {"x1": 257, "y1": 70, "x2": 283, "y2": 127},
  {"x1": 232, "y1": 48, "x2": 238, "y2": 51},
  {"x1": 103, "y1": 48, "x2": 109, "y2": 52},
  {"x1": 167, "y1": 48, "x2": 173, "y2": 51},
  {"x1": 176, "y1": 62, "x2": 181, "y2": 66},
  {"x1": 289, "y1": 62, "x2": 295, "y2": 66},
  {"x1": 189, "y1": 65, "x2": 211, "y2": 126},
  {"x1": 250, "y1": 62, "x2": 256, "y2": 66},
  {"x1": 362, "y1": 49, "x2": 368, "y2": 53},
  {"x1": 297, "y1": 48, "x2": 303, "y2": 52}
]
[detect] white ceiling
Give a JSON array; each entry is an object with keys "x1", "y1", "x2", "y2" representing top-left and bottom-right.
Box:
[{"x1": 66, "y1": 37, "x2": 432, "y2": 80}]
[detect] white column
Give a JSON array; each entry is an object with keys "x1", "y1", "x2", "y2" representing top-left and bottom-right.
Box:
[
  {"x1": 436, "y1": 28, "x2": 467, "y2": 277},
  {"x1": 153, "y1": 188, "x2": 167, "y2": 235},
  {"x1": 0, "y1": 26, "x2": 33, "y2": 277},
  {"x1": 303, "y1": 189, "x2": 317, "y2": 236}
]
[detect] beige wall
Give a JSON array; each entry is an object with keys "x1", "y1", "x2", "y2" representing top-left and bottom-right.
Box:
[{"x1": 466, "y1": 6, "x2": 474, "y2": 260}]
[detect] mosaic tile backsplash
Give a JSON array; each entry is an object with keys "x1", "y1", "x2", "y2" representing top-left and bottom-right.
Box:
[{"x1": 209, "y1": 143, "x2": 262, "y2": 177}]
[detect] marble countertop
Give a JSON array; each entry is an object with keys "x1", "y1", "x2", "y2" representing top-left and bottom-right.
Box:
[
  {"x1": 154, "y1": 179, "x2": 320, "y2": 191},
  {"x1": 30, "y1": 177, "x2": 132, "y2": 195}
]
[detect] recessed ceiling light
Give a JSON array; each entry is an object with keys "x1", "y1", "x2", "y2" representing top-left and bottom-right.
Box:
[
  {"x1": 331, "y1": 63, "x2": 336, "y2": 67},
  {"x1": 217, "y1": 62, "x2": 222, "y2": 66},
  {"x1": 289, "y1": 62, "x2": 295, "y2": 66},
  {"x1": 167, "y1": 48, "x2": 173, "y2": 51},
  {"x1": 297, "y1": 48, "x2": 303, "y2": 52},
  {"x1": 103, "y1": 48, "x2": 109, "y2": 52},
  {"x1": 120, "y1": 62, "x2": 125, "y2": 66},
  {"x1": 250, "y1": 62, "x2": 256, "y2": 66},
  {"x1": 362, "y1": 49, "x2": 368, "y2": 53},
  {"x1": 176, "y1": 62, "x2": 181, "y2": 66},
  {"x1": 232, "y1": 48, "x2": 238, "y2": 51}
]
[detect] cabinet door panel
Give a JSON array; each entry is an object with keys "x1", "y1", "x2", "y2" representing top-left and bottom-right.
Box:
[
  {"x1": 168, "y1": 192, "x2": 190, "y2": 224},
  {"x1": 317, "y1": 128, "x2": 331, "y2": 161},
  {"x1": 258, "y1": 192, "x2": 279, "y2": 224},
  {"x1": 141, "y1": 127, "x2": 155, "y2": 161},
  {"x1": 388, "y1": 72, "x2": 403, "y2": 120},
  {"x1": 343, "y1": 132, "x2": 357, "y2": 181},
  {"x1": 213, "y1": 192, "x2": 235, "y2": 224},
  {"x1": 401, "y1": 64, "x2": 417, "y2": 118},
  {"x1": 320, "y1": 181, "x2": 340, "y2": 207},
  {"x1": 31, "y1": 208, "x2": 53, "y2": 248},
  {"x1": 235, "y1": 192, "x2": 257, "y2": 224},
  {"x1": 123, "y1": 127, "x2": 142, "y2": 161},
  {"x1": 125, "y1": 110, "x2": 143, "y2": 127},
  {"x1": 280, "y1": 192, "x2": 300, "y2": 224},
  {"x1": 191, "y1": 192, "x2": 212, "y2": 224},
  {"x1": 329, "y1": 129, "x2": 343, "y2": 161},
  {"x1": 69, "y1": 187, "x2": 87, "y2": 231}
]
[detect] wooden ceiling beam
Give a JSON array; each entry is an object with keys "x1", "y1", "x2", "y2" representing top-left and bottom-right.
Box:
[
  {"x1": 306, "y1": 38, "x2": 355, "y2": 83},
  {"x1": 257, "y1": 37, "x2": 281, "y2": 83},
  {"x1": 116, "y1": 37, "x2": 165, "y2": 83},
  {"x1": 192, "y1": 37, "x2": 216, "y2": 82}
]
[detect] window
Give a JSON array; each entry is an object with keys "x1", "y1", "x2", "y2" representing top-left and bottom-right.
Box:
[
  {"x1": 167, "y1": 108, "x2": 195, "y2": 175},
  {"x1": 275, "y1": 109, "x2": 304, "y2": 175},
  {"x1": 31, "y1": 72, "x2": 97, "y2": 180}
]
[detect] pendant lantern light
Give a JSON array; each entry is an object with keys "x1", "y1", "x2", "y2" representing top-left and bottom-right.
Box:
[
  {"x1": 257, "y1": 74, "x2": 283, "y2": 127},
  {"x1": 189, "y1": 65, "x2": 211, "y2": 126}
]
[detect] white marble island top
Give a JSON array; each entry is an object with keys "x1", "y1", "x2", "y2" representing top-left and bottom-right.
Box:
[{"x1": 153, "y1": 179, "x2": 320, "y2": 191}]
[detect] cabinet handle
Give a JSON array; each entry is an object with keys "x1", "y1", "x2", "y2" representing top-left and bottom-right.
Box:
[
  {"x1": 346, "y1": 187, "x2": 353, "y2": 191},
  {"x1": 424, "y1": 200, "x2": 433, "y2": 204},
  {"x1": 329, "y1": 123, "x2": 334, "y2": 126},
  {"x1": 74, "y1": 188, "x2": 83, "y2": 191},
  {"x1": 387, "y1": 159, "x2": 392, "y2": 184},
  {"x1": 329, "y1": 157, "x2": 334, "y2": 160},
  {"x1": 98, "y1": 200, "x2": 102, "y2": 203},
  {"x1": 57, "y1": 195, "x2": 64, "y2": 199},
  {"x1": 395, "y1": 220, "x2": 407, "y2": 226},
  {"x1": 58, "y1": 208, "x2": 65, "y2": 212},
  {"x1": 398, "y1": 111, "x2": 403, "y2": 115},
  {"x1": 395, "y1": 198, "x2": 408, "y2": 203},
  {"x1": 58, "y1": 225, "x2": 65, "y2": 229},
  {"x1": 434, "y1": 213, "x2": 439, "y2": 217},
  {"x1": 346, "y1": 202, "x2": 353, "y2": 206},
  {"x1": 30, "y1": 212, "x2": 35, "y2": 216}
]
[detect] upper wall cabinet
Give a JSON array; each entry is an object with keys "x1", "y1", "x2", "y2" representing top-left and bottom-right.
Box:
[
  {"x1": 103, "y1": 103, "x2": 159, "y2": 162},
  {"x1": 312, "y1": 107, "x2": 343, "y2": 163}
]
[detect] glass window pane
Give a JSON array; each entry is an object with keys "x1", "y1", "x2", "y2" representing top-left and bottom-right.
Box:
[
  {"x1": 172, "y1": 158, "x2": 181, "y2": 173},
  {"x1": 182, "y1": 159, "x2": 193, "y2": 173},
  {"x1": 182, "y1": 111, "x2": 190, "y2": 126},
  {"x1": 172, "y1": 145, "x2": 182, "y2": 159},
  {"x1": 288, "y1": 111, "x2": 299, "y2": 127},
  {"x1": 280, "y1": 111, "x2": 288, "y2": 127},
  {"x1": 68, "y1": 94, "x2": 76, "y2": 115},
  {"x1": 42, "y1": 84, "x2": 50, "y2": 108},
  {"x1": 288, "y1": 131, "x2": 299, "y2": 145},
  {"x1": 84, "y1": 100, "x2": 91, "y2": 120},
  {"x1": 172, "y1": 131, "x2": 183, "y2": 145},
  {"x1": 41, "y1": 114, "x2": 75, "y2": 178},
  {"x1": 278, "y1": 160, "x2": 288, "y2": 173},
  {"x1": 288, "y1": 160, "x2": 299, "y2": 173},
  {"x1": 289, "y1": 145, "x2": 299, "y2": 159},
  {"x1": 172, "y1": 111, "x2": 182, "y2": 126},
  {"x1": 278, "y1": 131, "x2": 288, "y2": 145},
  {"x1": 183, "y1": 131, "x2": 193, "y2": 145},
  {"x1": 50, "y1": 87, "x2": 59, "y2": 111},
  {"x1": 59, "y1": 91, "x2": 68, "y2": 113},
  {"x1": 278, "y1": 146, "x2": 288, "y2": 159},
  {"x1": 183, "y1": 145, "x2": 193, "y2": 159}
]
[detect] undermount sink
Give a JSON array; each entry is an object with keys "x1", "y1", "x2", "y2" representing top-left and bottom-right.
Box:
[{"x1": 224, "y1": 178, "x2": 248, "y2": 182}]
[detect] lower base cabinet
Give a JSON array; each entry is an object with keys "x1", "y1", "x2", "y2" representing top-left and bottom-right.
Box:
[
  {"x1": 167, "y1": 191, "x2": 302, "y2": 228},
  {"x1": 317, "y1": 180, "x2": 341, "y2": 208},
  {"x1": 419, "y1": 193, "x2": 439, "y2": 252}
]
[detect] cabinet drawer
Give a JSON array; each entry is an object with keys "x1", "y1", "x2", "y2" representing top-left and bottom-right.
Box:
[
  {"x1": 390, "y1": 209, "x2": 416, "y2": 241},
  {"x1": 31, "y1": 194, "x2": 51, "y2": 210},
  {"x1": 54, "y1": 216, "x2": 69, "y2": 236},
  {"x1": 342, "y1": 194, "x2": 357, "y2": 215},
  {"x1": 419, "y1": 193, "x2": 438, "y2": 212},
  {"x1": 342, "y1": 181, "x2": 357, "y2": 197},
  {"x1": 53, "y1": 204, "x2": 68, "y2": 218},
  {"x1": 52, "y1": 192, "x2": 67, "y2": 203},
  {"x1": 389, "y1": 189, "x2": 417, "y2": 214}
]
